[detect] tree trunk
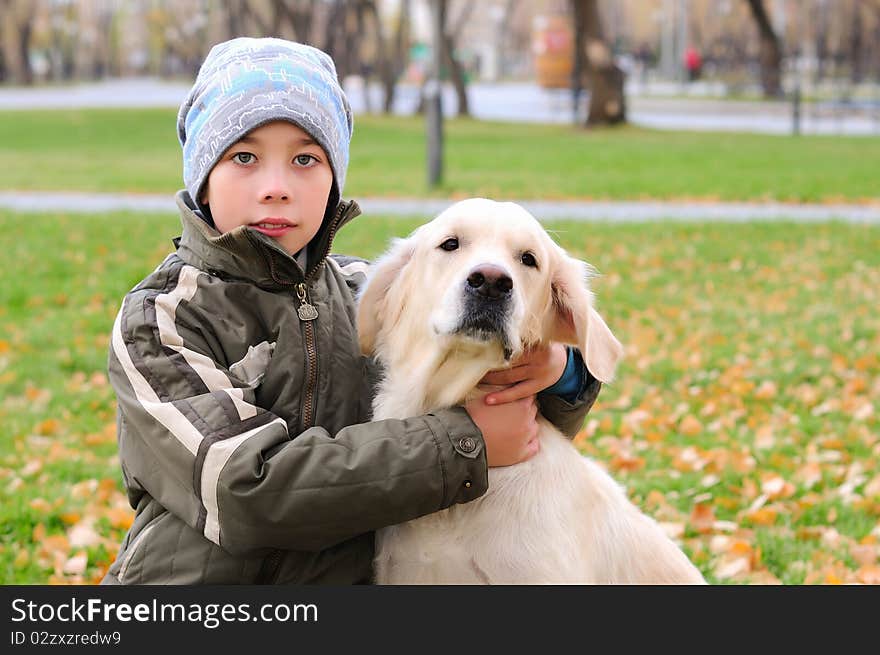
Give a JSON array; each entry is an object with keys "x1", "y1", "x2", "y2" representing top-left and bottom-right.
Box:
[
  {"x1": 745, "y1": 0, "x2": 782, "y2": 98},
  {"x1": 382, "y1": 0, "x2": 410, "y2": 114},
  {"x1": 442, "y1": 32, "x2": 469, "y2": 116},
  {"x1": 442, "y1": 1, "x2": 473, "y2": 117},
  {"x1": 226, "y1": 0, "x2": 245, "y2": 39},
  {"x1": 0, "y1": 0, "x2": 36, "y2": 85},
  {"x1": 322, "y1": 0, "x2": 363, "y2": 82},
  {"x1": 354, "y1": 2, "x2": 373, "y2": 114},
  {"x1": 849, "y1": 2, "x2": 863, "y2": 84},
  {"x1": 571, "y1": 0, "x2": 626, "y2": 126},
  {"x1": 272, "y1": 0, "x2": 316, "y2": 42}
]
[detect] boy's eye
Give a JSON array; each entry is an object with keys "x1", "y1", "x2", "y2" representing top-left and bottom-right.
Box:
[
  {"x1": 295, "y1": 154, "x2": 317, "y2": 167},
  {"x1": 232, "y1": 152, "x2": 255, "y2": 165}
]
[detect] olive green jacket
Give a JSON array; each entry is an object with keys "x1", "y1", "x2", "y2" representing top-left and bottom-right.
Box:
[{"x1": 102, "y1": 191, "x2": 600, "y2": 584}]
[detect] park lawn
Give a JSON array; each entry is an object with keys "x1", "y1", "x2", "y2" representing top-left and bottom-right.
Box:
[
  {"x1": 1, "y1": 108, "x2": 878, "y2": 203},
  {"x1": 0, "y1": 209, "x2": 878, "y2": 584}
]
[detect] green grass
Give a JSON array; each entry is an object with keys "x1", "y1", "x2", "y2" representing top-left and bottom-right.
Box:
[
  {"x1": 1, "y1": 108, "x2": 878, "y2": 202},
  {"x1": 0, "y1": 210, "x2": 878, "y2": 584}
]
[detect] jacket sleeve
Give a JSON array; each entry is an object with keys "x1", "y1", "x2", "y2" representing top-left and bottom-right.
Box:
[
  {"x1": 109, "y1": 273, "x2": 487, "y2": 557},
  {"x1": 538, "y1": 348, "x2": 602, "y2": 439}
]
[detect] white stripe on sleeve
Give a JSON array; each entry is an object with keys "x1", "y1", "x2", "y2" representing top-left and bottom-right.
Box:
[
  {"x1": 153, "y1": 265, "x2": 261, "y2": 422},
  {"x1": 200, "y1": 417, "x2": 289, "y2": 545},
  {"x1": 111, "y1": 309, "x2": 203, "y2": 455}
]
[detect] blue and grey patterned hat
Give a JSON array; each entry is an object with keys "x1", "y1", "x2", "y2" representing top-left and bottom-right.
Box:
[{"x1": 177, "y1": 37, "x2": 353, "y2": 205}]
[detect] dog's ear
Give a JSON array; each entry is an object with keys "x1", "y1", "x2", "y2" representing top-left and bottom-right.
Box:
[
  {"x1": 547, "y1": 252, "x2": 623, "y2": 384},
  {"x1": 357, "y1": 237, "x2": 414, "y2": 356}
]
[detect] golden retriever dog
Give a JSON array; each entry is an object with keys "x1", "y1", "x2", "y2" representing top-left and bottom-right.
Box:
[{"x1": 357, "y1": 198, "x2": 705, "y2": 584}]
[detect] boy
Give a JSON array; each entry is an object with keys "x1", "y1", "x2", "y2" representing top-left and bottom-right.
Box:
[{"x1": 102, "y1": 37, "x2": 602, "y2": 584}]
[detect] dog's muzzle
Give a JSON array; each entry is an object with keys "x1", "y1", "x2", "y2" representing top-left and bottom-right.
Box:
[{"x1": 454, "y1": 264, "x2": 514, "y2": 355}]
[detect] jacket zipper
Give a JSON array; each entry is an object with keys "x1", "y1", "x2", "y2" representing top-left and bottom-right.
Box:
[
  {"x1": 256, "y1": 201, "x2": 349, "y2": 584},
  {"x1": 297, "y1": 282, "x2": 319, "y2": 430}
]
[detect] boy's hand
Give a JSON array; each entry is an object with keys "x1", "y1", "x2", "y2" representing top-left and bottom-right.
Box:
[
  {"x1": 480, "y1": 343, "x2": 568, "y2": 406},
  {"x1": 465, "y1": 394, "x2": 540, "y2": 467}
]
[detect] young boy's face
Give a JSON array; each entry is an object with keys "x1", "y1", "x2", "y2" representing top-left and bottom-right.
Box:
[{"x1": 201, "y1": 120, "x2": 334, "y2": 256}]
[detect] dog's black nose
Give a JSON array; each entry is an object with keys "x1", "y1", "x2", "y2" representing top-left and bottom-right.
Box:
[{"x1": 466, "y1": 265, "x2": 513, "y2": 300}]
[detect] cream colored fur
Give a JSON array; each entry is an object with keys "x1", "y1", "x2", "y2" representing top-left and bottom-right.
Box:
[{"x1": 358, "y1": 198, "x2": 705, "y2": 584}]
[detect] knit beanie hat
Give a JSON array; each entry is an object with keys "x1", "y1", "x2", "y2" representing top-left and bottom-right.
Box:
[{"x1": 177, "y1": 37, "x2": 353, "y2": 207}]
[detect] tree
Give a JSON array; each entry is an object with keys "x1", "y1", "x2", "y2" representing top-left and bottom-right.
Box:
[
  {"x1": 0, "y1": 0, "x2": 37, "y2": 85},
  {"x1": 744, "y1": 0, "x2": 782, "y2": 98},
  {"x1": 359, "y1": 0, "x2": 411, "y2": 114},
  {"x1": 414, "y1": 1, "x2": 472, "y2": 118},
  {"x1": 571, "y1": 0, "x2": 626, "y2": 126},
  {"x1": 441, "y1": 1, "x2": 474, "y2": 117},
  {"x1": 382, "y1": 0, "x2": 410, "y2": 113}
]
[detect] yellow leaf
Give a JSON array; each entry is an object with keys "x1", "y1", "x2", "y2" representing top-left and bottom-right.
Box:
[
  {"x1": 59, "y1": 512, "x2": 81, "y2": 526},
  {"x1": 856, "y1": 565, "x2": 880, "y2": 584},
  {"x1": 0, "y1": 340, "x2": 9, "y2": 354},
  {"x1": 796, "y1": 462, "x2": 823, "y2": 489},
  {"x1": 746, "y1": 569, "x2": 782, "y2": 584},
  {"x1": 679, "y1": 415, "x2": 703, "y2": 436},
  {"x1": 610, "y1": 452, "x2": 645, "y2": 472},
  {"x1": 689, "y1": 503, "x2": 715, "y2": 534},
  {"x1": 62, "y1": 551, "x2": 88, "y2": 576},
  {"x1": 24, "y1": 385, "x2": 49, "y2": 402},
  {"x1": 761, "y1": 474, "x2": 794, "y2": 499},
  {"x1": 747, "y1": 508, "x2": 778, "y2": 526},
  {"x1": 35, "y1": 418, "x2": 61, "y2": 436},
  {"x1": 68, "y1": 521, "x2": 102, "y2": 548},
  {"x1": 13, "y1": 549, "x2": 30, "y2": 569},
  {"x1": 96, "y1": 478, "x2": 118, "y2": 501},
  {"x1": 106, "y1": 507, "x2": 134, "y2": 530},
  {"x1": 824, "y1": 571, "x2": 844, "y2": 585},
  {"x1": 70, "y1": 479, "x2": 98, "y2": 499},
  {"x1": 754, "y1": 380, "x2": 777, "y2": 399},
  {"x1": 850, "y1": 544, "x2": 877, "y2": 568},
  {"x1": 714, "y1": 556, "x2": 750, "y2": 579},
  {"x1": 864, "y1": 474, "x2": 880, "y2": 499},
  {"x1": 28, "y1": 498, "x2": 51, "y2": 513},
  {"x1": 21, "y1": 460, "x2": 42, "y2": 477},
  {"x1": 730, "y1": 540, "x2": 753, "y2": 556}
]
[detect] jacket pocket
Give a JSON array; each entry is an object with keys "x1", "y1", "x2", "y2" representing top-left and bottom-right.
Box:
[
  {"x1": 228, "y1": 341, "x2": 275, "y2": 388},
  {"x1": 117, "y1": 511, "x2": 168, "y2": 584}
]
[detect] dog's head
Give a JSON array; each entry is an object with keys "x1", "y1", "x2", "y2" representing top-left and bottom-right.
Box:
[{"x1": 357, "y1": 198, "x2": 622, "y2": 385}]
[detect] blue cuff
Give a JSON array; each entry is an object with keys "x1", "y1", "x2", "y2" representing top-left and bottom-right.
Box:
[{"x1": 542, "y1": 346, "x2": 583, "y2": 402}]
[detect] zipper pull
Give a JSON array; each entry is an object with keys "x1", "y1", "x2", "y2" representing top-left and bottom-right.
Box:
[{"x1": 296, "y1": 283, "x2": 318, "y2": 321}]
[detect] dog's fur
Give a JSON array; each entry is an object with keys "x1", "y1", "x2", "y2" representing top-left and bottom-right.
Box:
[{"x1": 357, "y1": 198, "x2": 705, "y2": 584}]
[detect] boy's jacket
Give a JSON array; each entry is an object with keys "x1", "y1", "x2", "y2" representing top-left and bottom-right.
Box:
[{"x1": 102, "y1": 191, "x2": 600, "y2": 584}]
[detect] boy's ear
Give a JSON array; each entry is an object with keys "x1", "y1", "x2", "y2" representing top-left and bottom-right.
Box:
[
  {"x1": 356, "y1": 237, "x2": 415, "y2": 356},
  {"x1": 546, "y1": 251, "x2": 623, "y2": 384}
]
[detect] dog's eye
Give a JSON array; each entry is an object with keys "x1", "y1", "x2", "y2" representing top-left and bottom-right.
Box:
[
  {"x1": 439, "y1": 238, "x2": 459, "y2": 252},
  {"x1": 521, "y1": 252, "x2": 538, "y2": 268}
]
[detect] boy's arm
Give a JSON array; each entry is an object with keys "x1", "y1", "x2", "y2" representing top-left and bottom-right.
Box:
[
  {"x1": 110, "y1": 282, "x2": 486, "y2": 557},
  {"x1": 481, "y1": 344, "x2": 602, "y2": 439},
  {"x1": 537, "y1": 347, "x2": 602, "y2": 438}
]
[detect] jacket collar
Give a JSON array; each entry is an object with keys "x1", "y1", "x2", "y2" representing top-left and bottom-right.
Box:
[{"x1": 173, "y1": 190, "x2": 362, "y2": 289}]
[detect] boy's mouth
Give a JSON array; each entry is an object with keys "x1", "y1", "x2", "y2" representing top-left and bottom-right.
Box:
[{"x1": 250, "y1": 218, "x2": 295, "y2": 237}]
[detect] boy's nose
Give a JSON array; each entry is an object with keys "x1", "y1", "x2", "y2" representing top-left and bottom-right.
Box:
[
  {"x1": 259, "y1": 170, "x2": 291, "y2": 202},
  {"x1": 262, "y1": 190, "x2": 289, "y2": 201}
]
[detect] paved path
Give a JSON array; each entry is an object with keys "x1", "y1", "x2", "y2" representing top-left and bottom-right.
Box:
[
  {"x1": 2, "y1": 78, "x2": 878, "y2": 136},
  {"x1": 1, "y1": 191, "x2": 877, "y2": 224}
]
